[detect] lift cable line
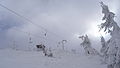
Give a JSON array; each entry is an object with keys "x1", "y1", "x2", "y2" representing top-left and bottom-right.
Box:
[
  {"x1": 0, "y1": 23, "x2": 62, "y2": 46},
  {"x1": 0, "y1": 24, "x2": 47, "y2": 40},
  {"x1": 0, "y1": 3, "x2": 70, "y2": 50},
  {"x1": 0, "y1": 3, "x2": 64, "y2": 40},
  {"x1": 0, "y1": 3, "x2": 46, "y2": 31}
]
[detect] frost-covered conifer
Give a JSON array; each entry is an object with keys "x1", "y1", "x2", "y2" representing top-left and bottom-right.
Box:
[
  {"x1": 100, "y1": 36, "x2": 107, "y2": 53},
  {"x1": 79, "y1": 35, "x2": 99, "y2": 55},
  {"x1": 100, "y1": 36, "x2": 108, "y2": 63},
  {"x1": 99, "y1": 2, "x2": 120, "y2": 68}
]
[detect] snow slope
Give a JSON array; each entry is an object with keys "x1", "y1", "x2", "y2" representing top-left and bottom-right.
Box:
[{"x1": 0, "y1": 49, "x2": 106, "y2": 68}]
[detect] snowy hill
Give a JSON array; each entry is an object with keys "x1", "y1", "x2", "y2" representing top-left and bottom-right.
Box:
[{"x1": 0, "y1": 49, "x2": 106, "y2": 68}]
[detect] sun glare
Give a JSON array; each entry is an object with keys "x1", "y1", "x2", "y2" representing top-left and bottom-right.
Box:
[
  {"x1": 73, "y1": 23, "x2": 106, "y2": 39},
  {"x1": 87, "y1": 23, "x2": 105, "y2": 37}
]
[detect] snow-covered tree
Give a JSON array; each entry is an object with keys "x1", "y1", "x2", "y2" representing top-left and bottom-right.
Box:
[
  {"x1": 100, "y1": 36, "x2": 108, "y2": 63},
  {"x1": 100, "y1": 36, "x2": 107, "y2": 53},
  {"x1": 43, "y1": 47, "x2": 53, "y2": 57},
  {"x1": 99, "y1": 2, "x2": 120, "y2": 68},
  {"x1": 79, "y1": 35, "x2": 99, "y2": 55}
]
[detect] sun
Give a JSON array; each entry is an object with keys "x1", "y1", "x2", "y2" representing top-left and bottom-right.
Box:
[
  {"x1": 87, "y1": 23, "x2": 105, "y2": 37},
  {"x1": 73, "y1": 23, "x2": 106, "y2": 39}
]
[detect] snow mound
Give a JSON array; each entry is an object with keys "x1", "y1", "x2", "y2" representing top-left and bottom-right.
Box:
[{"x1": 0, "y1": 49, "x2": 106, "y2": 68}]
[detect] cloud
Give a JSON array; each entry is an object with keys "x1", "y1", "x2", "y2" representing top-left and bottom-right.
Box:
[{"x1": 0, "y1": 0, "x2": 119, "y2": 50}]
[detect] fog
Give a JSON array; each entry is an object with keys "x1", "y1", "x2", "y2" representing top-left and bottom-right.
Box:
[{"x1": 0, "y1": 0, "x2": 119, "y2": 51}]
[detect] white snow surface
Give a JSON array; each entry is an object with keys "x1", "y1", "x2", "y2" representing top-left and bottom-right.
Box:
[{"x1": 0, "y1": 48, "x2": 106, "y2": 68}]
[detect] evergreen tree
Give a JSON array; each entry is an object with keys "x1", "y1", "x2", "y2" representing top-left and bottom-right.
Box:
[
  {"x1": 99, "y1": 2, "x2": 120, "y2": 68},
  {"x1": 79, "y1": 35, "x2": 99, "y2": 55},
  {"x1": 100, "y1": 36, "x2": 107, "y2": 53},
  {"x1": 100, "y1": 36, "x2": 108, "y2": 63}
]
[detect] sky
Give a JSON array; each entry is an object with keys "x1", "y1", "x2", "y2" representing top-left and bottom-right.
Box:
[{"x1": 0, "y1": 0, "x2": 119, "y2": 50}]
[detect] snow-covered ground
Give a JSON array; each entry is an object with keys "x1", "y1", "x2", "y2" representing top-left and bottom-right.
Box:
[{"x1": 0, "y1": 48, "x2": 106, "y2": 68}]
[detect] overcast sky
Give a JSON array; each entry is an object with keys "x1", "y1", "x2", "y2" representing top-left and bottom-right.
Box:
[{"x1": 0, "y1": 0, "x2": 119, "y2": 50}]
